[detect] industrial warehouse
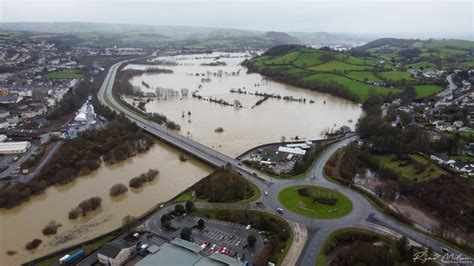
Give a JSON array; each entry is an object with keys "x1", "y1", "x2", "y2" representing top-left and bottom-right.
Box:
[{"x1": 0, "y1": 141, "x2": 31, "y2": 154}]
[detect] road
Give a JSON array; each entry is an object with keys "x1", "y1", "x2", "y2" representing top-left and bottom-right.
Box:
[
  {"x1": 99, "y1": 60, "x2": 472, "y2": 265},
  {"x1": 18, "y1": 140, "x2": 63, "y2": 183}
]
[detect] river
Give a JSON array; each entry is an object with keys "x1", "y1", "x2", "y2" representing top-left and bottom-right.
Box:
[
  {"x1": 0, "y1": 142, "x2": 212, "y2": 265},
  {"x1": 0, "y1": 51, "x2": 362, "y2": 265},
  {"x1": 125, "y1": 52, "x2": 363, "y2": 156}
]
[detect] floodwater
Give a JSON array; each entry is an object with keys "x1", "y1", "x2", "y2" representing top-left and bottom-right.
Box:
[
  {"x1": 0, "y1": 142, "x2": 211, "y2": 265},
  {"x1": 0, "y1": 52, "x2": 362, "y2": 265},
  {"x1": 126, "y1": 52, "x2": 363, "y2": 157}
]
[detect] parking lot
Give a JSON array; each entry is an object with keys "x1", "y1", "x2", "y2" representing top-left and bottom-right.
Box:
[{"x1": 169, "y1": 215, "x2": 264, "y2": 264}]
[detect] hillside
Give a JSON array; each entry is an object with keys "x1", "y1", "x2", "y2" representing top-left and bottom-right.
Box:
[
  {"x1": 244, "y1": 45, "x2": 445, "y2": 102},
  {"x1": 351, "y1": 38, "x2": 474, "y2": 69}
]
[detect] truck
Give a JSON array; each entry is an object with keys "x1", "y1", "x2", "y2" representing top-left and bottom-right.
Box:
[{"x1": 61, "y1": 249, "x2": 85, "y2": 265}]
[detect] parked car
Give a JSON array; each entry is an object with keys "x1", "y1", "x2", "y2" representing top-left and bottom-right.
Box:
[{"x1": 276, "y1": 208, "x2": 284, "y2": 214}]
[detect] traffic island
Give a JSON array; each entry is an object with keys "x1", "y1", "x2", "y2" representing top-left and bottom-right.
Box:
[{"x1": 278, "y1": 185, "x2": 352, "y2": 219}]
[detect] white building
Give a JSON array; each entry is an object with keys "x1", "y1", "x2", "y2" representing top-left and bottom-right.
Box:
[
  {"x1": 98, "y1": 242, "x2": 134, "y2": 266},
  {"x1": 0, "y1": 141, "x2": 31, "y2": 154},
  {"x1": 278, "y1": 146, "x2": 306, "y2": 155}
]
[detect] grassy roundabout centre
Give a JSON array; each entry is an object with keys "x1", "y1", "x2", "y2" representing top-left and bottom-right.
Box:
[{"x1": 278, "y1": 185, "x2": 353, "y2": 219}]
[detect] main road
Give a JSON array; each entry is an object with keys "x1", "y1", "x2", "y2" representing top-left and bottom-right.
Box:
[{"x1": 98, "y1": 60, "x2": 471, "y2": 265}]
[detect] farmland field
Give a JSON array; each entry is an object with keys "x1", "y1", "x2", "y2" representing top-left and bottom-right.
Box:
[
  {"x1": 346, "y1": 71, "x2": 383, "y2": 83},
  {"x1": 307, "y1": 61, "x2": 372, "y2": 72},
  {"x1": 414, "y1": 84, "x2": 444, "y2": 98},
  {"x1": 45, "y1": 69, "x2": 84, "y2": 79},
  {"x1": 379, "y1": 70, "x2": 414, "y2": 82},
  {"x1": 293, "y1": 52, "x2": 323, "y2": 67},
  {"x1": 303, "y1": 73, "x2": 400, "y2": 101}
]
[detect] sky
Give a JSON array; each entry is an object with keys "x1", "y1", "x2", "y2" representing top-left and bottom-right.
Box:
[{"x1": 0, "y1": 0, "x2": 473, "y2": 37}]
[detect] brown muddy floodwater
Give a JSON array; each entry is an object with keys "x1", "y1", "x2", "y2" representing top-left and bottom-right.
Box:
[
  {"x1": 0, "y1": 52, "x2": 362, "y2": 265},
  {"x1": 126, "y1": 52, "x2": 363, "y2": 157},
  {"x1": 0, "y1": 142, "x2": 211, "y2": 265}
]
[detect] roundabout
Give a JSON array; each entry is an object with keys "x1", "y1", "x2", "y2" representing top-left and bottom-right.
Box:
[{"x1": 278, "y1": 185, "x2": 353, "y2": 219}]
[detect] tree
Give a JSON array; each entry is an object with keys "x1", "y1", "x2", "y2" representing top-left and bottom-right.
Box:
[
  {"x1": 396, "y1": 236, "x2": 409, "y2": 256},
  {"x1": 174, "y1": 204, "x2": 185, "y2": 215},
  {"x1": 160, "y1": 214, "x2": 169, "y2": 225},
  {"x1": 197, "y1": 218, "x2": 205, "y2": 229},
  {"x1": 180, "y1": 227, "x2": 192, "y2": 240},
  {"x1": 247, "y1": 234, "x2": 257, "y2": 248},
  {"x1": 122, "y1": 215, "x2": 137, "y2": 232},
  {"x1": 109, "y1": 183, "x2": 128, "y2": 197},
  {"x1": 185, "y1": 200, "x2": 194, "y2": 212},
  {"x1": 402, "y1": 85, "x2": 416, "y2": 103}
]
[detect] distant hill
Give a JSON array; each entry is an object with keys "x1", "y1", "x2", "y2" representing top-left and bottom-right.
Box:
[
  {"x1": 289, "y1": 32, "x2": 372, "y2": 45},
  {"x1": 350, "y1": 38, "x2": 474, "y2": 68},
  {"x1": 263, "y1": 31, "x2": 301, "y2": 45}
]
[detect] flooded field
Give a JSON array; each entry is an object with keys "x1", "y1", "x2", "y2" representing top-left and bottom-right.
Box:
[
  {"x1": 0, "y1": 142, "x2": 211, "y2": 265},
  {"x1": 126, "y1": 52, "x2": 363, "y2": 156}
]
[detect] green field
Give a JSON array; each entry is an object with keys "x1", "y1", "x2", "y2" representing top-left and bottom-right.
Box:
[
  {"x1": 307, "y1": 61, "x2": 372, "y2": 72},
  {"x1": 414, "y1": 84, "x2": 444, "y2": 98},
  {"x1": 293, "y1": 52, "x2": 323, "y2": 67},
  {"x1": 45, "y1": 69, "x2": 84, "y2": 79},
  {"x1": 346, "y1": 71, "x2": 383, "y2": 82},
  {"x1": 379, "y1": 70, "x2": 414, "y2": 82},
  {"x1": 406, "y1": 61, "x2": 435, "y2": 70},
  {"x1": 278, "y1": 185, "x2": 353, "y2": 219},
  {"x1": 374, "y1": 154, "x2": 447, "y2": 182},
  {"x1": 265, "y1": 50, "x2": 301, "y2": 65},
  {"x1": 303, "y1": 73, "x2": 400, "y2": 101}
]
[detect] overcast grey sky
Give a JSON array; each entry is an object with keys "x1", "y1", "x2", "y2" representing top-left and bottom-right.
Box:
[{"x1": 1, "y1": 0, "x2": 473, "y2": 36}]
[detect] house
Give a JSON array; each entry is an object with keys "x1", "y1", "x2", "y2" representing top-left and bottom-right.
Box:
[
  {"x1": 430, "y1": 153, "x2": 455, "y2": 165},
  {"x1": 453, "y1": 120, "x2": 464, "y2": 128},
  {"x1": 98, "y1": 242, "x2": 134, "y2": 266},
  {"x1": 450, "y1": 161, "x2": 466, "y2": 172},
  {"x1": 0, "y1": 95, "x2": 22, "y2": 104},
  {"x1": 0, "y1": 119, "x2": 9, "y2": 129},
  {"x1": 0, "y1": 109, "x2": 10, "y2": 119},
  {"x1": 466, "y1": 143, "x2": 474, "y2": 156}
]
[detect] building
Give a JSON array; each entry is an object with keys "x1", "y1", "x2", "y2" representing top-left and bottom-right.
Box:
[
  {"x1": 0, "y1": 88, "x2": 9, "y2": 97},
  {"x1": 278, "y1": 146, "x2": 306, "y2": 155},
  {"x1": 430, "y1": 153, "x2": 455, "y2": 165},
  {"x1": 136, "y1": 238, "x2": 242, "y2": 266},
  {"x1": 0, "y1": 141, "x2": 31, "y2": 154},
  {"x1": 0, "y1": 95, "x2": 22, "y2": 104},
  {"x1": 97, "y1": 242, "x2": 134, "y2": 266},
  {"x1": 0, "y1": 109, "x2": 10, "y2": 119}
]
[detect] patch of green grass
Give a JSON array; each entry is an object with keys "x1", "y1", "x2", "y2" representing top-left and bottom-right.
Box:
[
  {"x1": 346, "y1": 71, "x2": 383, "y2": 82},
  {"x1": 45, "y1": 69, "x2": 84, "y2": 79},
  {"x1": 449, "y1": 155, "x2": 472, "y2": 162},
  {"x1": 303, "y1": 73, "x2": 400, "y2": 102},
  {"x1": 414, "y1": 84, "x2": 444, "y2": 98},
  {"x1": 343, "y1": 56, "x2": 373, "y2": 66},
  {"x1": 379, "y1": 70, "x2": 414, "y2": 82},
  {"x1": 375, "y1": 154, "x2": 447, "y2": 181},
  {"x1": 266, "y1": 51, "x2": 301, "y2": 65},
  {"x1": 307, "y1": 61, "x2": 372, "y2": 72},
  {"x1": 176, "y1": 191, "x2": 193, "y2": 202},
  {"x1": 406, "y1": 61, "x2": 435, "y2": 70},
  {"x1": 293, "y1": 52, "x2": 323, "y2": 67},
  {"x1": 278, "y1": 185, "x2": 352, "y2": 219}
]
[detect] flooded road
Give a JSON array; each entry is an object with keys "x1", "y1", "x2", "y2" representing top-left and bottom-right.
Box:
[
  {"x1": 0, "y1": 142, "x2": 211, "y2": 265},
  {"x1": 0, "y1": 52, "x2": 362, "y2": 265},
  {"x1": 126, "y1": 52, "x2": 363, "y2": 156}
]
